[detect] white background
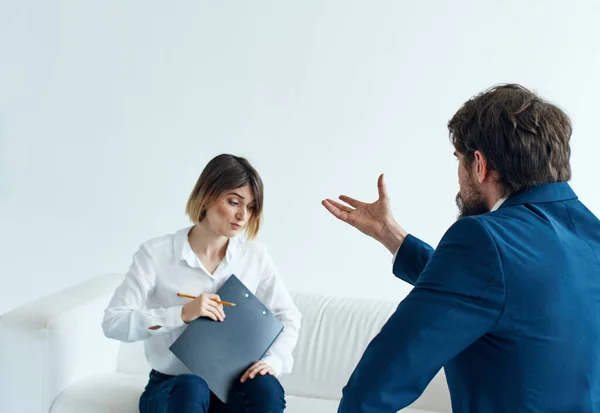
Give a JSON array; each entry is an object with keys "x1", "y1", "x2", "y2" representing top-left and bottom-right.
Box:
[{"x1": 1, "y1": 0, "x2": 599, "y2": 315}]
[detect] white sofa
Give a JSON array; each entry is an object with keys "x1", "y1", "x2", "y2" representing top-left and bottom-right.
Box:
[{"x1": 0, "y1": 274, "x2": 451, "y2": 413}]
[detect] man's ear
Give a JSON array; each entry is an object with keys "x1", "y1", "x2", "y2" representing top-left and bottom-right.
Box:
[{"x1": 473, "y1": 150, "x2": 488, "y2": 184}]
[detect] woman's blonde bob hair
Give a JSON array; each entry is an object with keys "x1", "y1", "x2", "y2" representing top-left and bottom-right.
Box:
[{"x1": 185, "y1": 154, "x2": 264, "y2": 239}]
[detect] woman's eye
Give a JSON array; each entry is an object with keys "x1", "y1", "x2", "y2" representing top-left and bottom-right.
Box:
[
  {"x1": 229, "y1": 201, "x2": 239, "y2": 206},
  {"x1": 248, "y1": 205, "x2": 255, "y2": 210}
]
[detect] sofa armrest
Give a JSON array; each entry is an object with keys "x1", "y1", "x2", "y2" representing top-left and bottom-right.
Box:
[{"x1": 0, "y1": 273, "x2": 124, "y2": 413}]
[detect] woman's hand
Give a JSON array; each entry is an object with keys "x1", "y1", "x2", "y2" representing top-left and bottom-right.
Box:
[
  {"x1": 240, "y1": 361, "x2": 276, "y2": 383},
  {"x1": 181, "y1": 293, "x2": 226, "y2": 323}
]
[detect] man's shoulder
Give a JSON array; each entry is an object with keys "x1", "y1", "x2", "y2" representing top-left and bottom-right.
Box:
[
  {"x1": 451, "y1": 204, "x2": 568, "y2": 248},
  {"x1": 437, "y1": 217, "x2": 498, "y2": 252},
  {"x1": 441, "y1": 212, "x2": 520, "y2": 248},
  {"x1": 444, "y1": 215, "x2": 494, "y2": 236}
]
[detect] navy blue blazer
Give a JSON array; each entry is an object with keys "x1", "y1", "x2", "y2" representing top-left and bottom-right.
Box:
[{"x1": 338, "y1": 182, "x2": 600, "y2": 413}]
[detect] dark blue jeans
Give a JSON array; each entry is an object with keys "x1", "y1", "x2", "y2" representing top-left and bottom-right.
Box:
[{"x1": 139, "y1": 370, "x2": 286, "y2": 413}]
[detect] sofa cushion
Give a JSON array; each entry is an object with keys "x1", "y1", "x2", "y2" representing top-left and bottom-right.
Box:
[{"x1": 50, "y1": 373, "x2": 143, "y2": 413}]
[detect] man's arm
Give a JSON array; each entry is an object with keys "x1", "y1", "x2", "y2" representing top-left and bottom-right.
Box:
[
  {"x1": 338, "y1": 217, "x2": 505, "y2": 413},
  {"x1": 392, "y1": 234, "x2": 435, "y2": 285}
]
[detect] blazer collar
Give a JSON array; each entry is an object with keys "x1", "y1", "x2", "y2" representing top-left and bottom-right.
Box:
[{"x1": 500, "y1": 182, "x2": 577, "y2": 209}]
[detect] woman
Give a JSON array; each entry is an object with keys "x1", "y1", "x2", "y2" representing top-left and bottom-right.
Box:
[{"x1": 102, "y1": 154, "x2": 302, "y2": 413}]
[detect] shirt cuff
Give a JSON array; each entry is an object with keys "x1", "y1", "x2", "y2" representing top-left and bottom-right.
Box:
[
  {"x1": 392, "y1": 244, "x2": 402, "y2": 265},
  {"x1": 163, "y1": 305, "x2": 186, "y2": 329},
  {"x1": 260, "y1": 354, "x2": 283, "y2": 377}
]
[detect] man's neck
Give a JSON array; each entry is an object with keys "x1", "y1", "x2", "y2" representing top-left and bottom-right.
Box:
[{"x1": 482, "y1": 183, "x2": 505, "y2": 212}]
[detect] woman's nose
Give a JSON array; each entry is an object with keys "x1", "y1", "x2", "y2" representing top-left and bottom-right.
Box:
[{"x1": 236, "y1": 208, "x2": 247, "y2": 221}]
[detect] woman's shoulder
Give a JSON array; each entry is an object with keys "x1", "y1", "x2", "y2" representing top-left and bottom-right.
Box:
[{"x1": 137, "y1": 227, "x2": 191, "y2": 256}]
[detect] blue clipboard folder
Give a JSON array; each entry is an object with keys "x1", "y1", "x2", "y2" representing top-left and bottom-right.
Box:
[{"x1": 169, "y1": 274, "x2": 284, "y2": 402}]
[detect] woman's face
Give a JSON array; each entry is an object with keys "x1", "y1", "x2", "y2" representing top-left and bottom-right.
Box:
[{"x1": 204, "y1": 184, "x2": 256, "y2": 238}]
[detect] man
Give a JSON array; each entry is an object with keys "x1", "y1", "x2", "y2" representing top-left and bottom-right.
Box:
[{"x1": 322, "y1": 84, "x2": 600, "y2": 413}]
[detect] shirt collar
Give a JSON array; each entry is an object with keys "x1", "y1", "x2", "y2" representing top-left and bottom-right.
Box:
[
  {"x1": 490, "y1": 197, "x2": 507, "y2": 212},
  {"x1": 173, "y1": 226, "x2": 241, "y2": 268}
]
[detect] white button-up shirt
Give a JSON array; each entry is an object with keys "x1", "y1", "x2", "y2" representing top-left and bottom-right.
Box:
[{"x1": 102, "y1": 227, "x2": 302, "y2": 377}]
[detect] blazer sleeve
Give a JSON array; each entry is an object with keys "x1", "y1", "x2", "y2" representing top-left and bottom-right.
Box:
[{"x1": 392, "y1": 234, "x2": 436, "y2": 285}]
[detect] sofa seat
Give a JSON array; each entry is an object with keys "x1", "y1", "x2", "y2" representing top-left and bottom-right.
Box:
[{"x1": 50, "y1": 373, "x2": 442, "y2": 413}]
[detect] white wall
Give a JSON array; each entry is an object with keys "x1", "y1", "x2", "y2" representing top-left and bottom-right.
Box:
[{"x1": 1, "y1": 0, "x2": 599, "y2": 315}]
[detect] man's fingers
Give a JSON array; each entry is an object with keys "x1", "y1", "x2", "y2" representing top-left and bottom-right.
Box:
[
  {"x1": 339, "y1": 195, "x2": 363, "y2": 208},
  {"x1": 322, "y1": 200, "x2": 349, "y2": 222},
  {"x1": 377, "y1": 174, "x2": 389, "y2": 199},
  {"x1": 328, "y1": 199, "x2": 354, "y2": 214}
]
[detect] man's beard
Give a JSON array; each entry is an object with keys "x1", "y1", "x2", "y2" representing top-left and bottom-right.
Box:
[{"x1": 456, "y1": 178, "x2": 489, "y2": 220}]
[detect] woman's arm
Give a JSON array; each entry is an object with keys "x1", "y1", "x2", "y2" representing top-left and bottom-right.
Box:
[{"x1": 101, "y1": 244, "x2": 186, "y2": 343}]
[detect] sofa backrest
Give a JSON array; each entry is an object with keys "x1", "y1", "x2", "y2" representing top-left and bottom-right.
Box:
[
  {"x1": 279, "y1": 292, "x2": 396, "y2": 399},
  {"x1": 116, "y1": 291, "x2": 451, "y2": 411},
  {"x1": 279, "y1": 292, "x2": 451, "y2": 412}
]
